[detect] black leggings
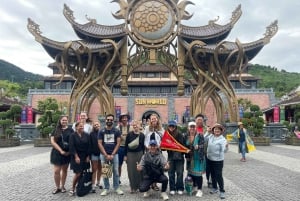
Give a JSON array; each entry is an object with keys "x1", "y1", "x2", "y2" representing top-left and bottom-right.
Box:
[
  {"x1": 189, "y1": 174, "x2": 203, "y2": 190},
  {"x1": 207, "y1": 159, "x2": 225, "y2": 192}
]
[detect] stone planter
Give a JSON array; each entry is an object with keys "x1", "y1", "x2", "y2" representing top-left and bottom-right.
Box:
[
  {"x1": 34, "y1": 138, "x2": 51, "y2": 147},
  {"x1": 285, "y1": 136, "x2": 300, "y2": 146},
  {"x1": 252, "y1": 136, "x2": 271, "y2": 146},
  {"x1": 0, "y1": 138, "x2": 21, "y2": 147}
]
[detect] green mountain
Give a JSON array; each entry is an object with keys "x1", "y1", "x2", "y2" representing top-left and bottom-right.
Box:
[
  {"x1": 249, "y1": 64, "x2": 300, "y2": 97},
  {"x1": 0, "y1": 59, "x2": 43, "y2": 82}
]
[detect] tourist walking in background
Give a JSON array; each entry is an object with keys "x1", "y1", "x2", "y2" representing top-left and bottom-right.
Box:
[
  {"x1": 166, "y1": 120, "x2": 185, "y2": 195},
  {"x1": 184, "y1": 121, "x2": 206, "y2": 197},
  {"x1": 98, "y1": 114, "x2": 124, "y2": 196},
  {"x1": 90, "y1": 120, "x2": 103, "y2": 193},
  {"x1": 137, "y1": 139, "x2": 170, "y2": 200},
  {"x1": 207, "y1": 123, "x2": 228, "y2": 199},
  {"x1": 232, "y1": 122, "x2": 248, "y2": 162},
  {"x1": 116, "y1": 113, "x2": 132, "y2": 185},
  {"x1": 50, "y1": 115, "x2": 73, "y2": 194},
  {"x1": 69, "y1": 122, "x2": 91, "y2": 196},
  {"x1": 143, "y1": 113, "x2": 165, "y2": 191},
  {"x1": 124, "y1": 120, "x2": 145, "y2": 193}
]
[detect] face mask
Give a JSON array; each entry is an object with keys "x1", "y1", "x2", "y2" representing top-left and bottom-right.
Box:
[{"x1": 106, "y1": 122, "x2": 113, "y2": 126}]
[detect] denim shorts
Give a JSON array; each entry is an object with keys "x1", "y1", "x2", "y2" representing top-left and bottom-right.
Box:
[{"x1": 91, "y1": 153, "x2": 101, "y2": 161}]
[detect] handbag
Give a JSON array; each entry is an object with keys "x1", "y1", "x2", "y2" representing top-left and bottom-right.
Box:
[
  {"x1": 76, "y1": 169, "x2": 93, "y2": 197},
  {"x1": 128, "y1": 135, "x2": 140, "y2": 149},
  {"x1": 61, "y1": 134, "x2": 69, "y2": 151},
  {"x1": 102, "y1": 162, "x2": 113, "y2": 178}
]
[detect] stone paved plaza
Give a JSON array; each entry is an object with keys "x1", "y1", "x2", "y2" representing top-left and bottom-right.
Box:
[{"x1": 0, "y1": 143, "x2": 300, "y2": 201}]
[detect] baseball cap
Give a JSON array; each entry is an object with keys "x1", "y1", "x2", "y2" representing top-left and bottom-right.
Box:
[
  {"x1": 149, "y1": 139, "x2": 157, "y2": 146},
  {"x1": 188, "y1": 122, "x2": 196, "y2": 127},
  {"x1": 168, "y1": 120, "x2": 177, "y2": 127}
]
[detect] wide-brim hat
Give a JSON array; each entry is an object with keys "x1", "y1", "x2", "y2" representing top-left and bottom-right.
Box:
[
  {"x1": 212, "y1": 123, "x2": 225, "y2": 132},
  {"x1": 238, "y1": 122, "x2": 243, "y2": 126},
  {"x1": 119, "y1": 113, "x2": 130, "y2": 122}
]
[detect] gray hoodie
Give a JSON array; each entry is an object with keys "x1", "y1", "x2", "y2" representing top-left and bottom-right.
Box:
[{"x1": 207, "y1": 135, "x2": 228, "y2": 161}]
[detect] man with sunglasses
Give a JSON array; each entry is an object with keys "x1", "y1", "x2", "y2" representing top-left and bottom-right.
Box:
[{"x1": 98, "y1": 114, "x2": 123, "y2": 196}]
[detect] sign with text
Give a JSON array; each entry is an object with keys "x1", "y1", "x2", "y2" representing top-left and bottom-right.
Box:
[{"x1": 135, "y1": 98, "x2": 167, "y2": 105}]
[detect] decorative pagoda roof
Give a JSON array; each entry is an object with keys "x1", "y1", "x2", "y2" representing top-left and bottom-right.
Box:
[
  {"x1": 27, "y1": 18, "x2": 126, "y2": 60},
  {"x1": 63, "y1": 4, "x2": 126, "y2": 42},
  {"x1": 179, "y1": 5, "x2": 242, "y2": 44},
  {"x1": 180, "y1": 20, "x2": 278, "y2": 62}
]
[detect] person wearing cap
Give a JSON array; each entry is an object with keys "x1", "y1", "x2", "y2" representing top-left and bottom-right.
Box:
[
  {"x1": 232, "y1": 122, "x2": 249, "y2": 162},
  {"x1": 183, "y1": 121, "x2": 206, "y2": 197},
  {"x1": 207, "y1": 123, "x2": 228, "y2": 199},
  {"x1": 166, "y1": 120, "x2": 185, "y2": 195},
  {"x1": 143, "y1": 113, "x2": 165, "y2": 191},
  {"x1": 137, "y1": 139, "x2": 170, "y2": 200},
  {"x1": 116, "y1": 113, "x2": 133, "y2": 184}
]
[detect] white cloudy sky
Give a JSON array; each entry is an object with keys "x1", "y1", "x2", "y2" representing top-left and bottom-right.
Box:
[{"x1": 0, "y1": 0, "x2": 299, "y2": 76}]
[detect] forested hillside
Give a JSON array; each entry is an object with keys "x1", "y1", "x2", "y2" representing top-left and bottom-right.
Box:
[
  {"x1": 0, "y1": 59, "x2": 43, "y2": 82},
  {"x1": 249, "y1": 64, "x2": 300, "y2": 97}
]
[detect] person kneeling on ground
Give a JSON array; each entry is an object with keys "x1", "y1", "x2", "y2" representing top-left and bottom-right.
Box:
[{"x1": 137, "y1": 139, "x2": 170, "y2": 200}]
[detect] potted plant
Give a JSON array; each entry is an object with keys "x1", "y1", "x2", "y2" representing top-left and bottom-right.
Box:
[
  {"x1": 34, "y1": 98, "x2": 62, "y2": 147},
  {"x1": 241, "y1": 104, "x2": 270, "y2": 145},
  {"x1": 0, "y1": 104, "x2": 22, "y2": 147}
]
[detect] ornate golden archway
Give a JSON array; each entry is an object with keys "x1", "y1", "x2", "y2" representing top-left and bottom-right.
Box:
[{"x1": 27, "y1": 0, "x2": 278, "y2": 122}]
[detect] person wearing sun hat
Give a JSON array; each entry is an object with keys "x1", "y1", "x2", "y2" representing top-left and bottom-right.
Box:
[
  {"x1": 232, "y1": 122, "x2": 251, "y2": 162},
  {"x1": 166, "y1": 120, "x2": 185, "y2": 195},
  {"x1": 116, "y1": 112, "x2": 133, "y2": 184},
  {"x1": 207, "y1": 123, "x2": 228, "y2": 199}
]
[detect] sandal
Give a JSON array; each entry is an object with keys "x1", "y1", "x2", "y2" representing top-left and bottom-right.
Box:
[
  {"x1": 69, "y1": 189, "x2": 75, "y2": 196},
  {"x1": 52, "y1": 188, "x2": 61, "y2": 194},
  {"x1": 61, "y1": 187, "x2": 66, "y2": 193}
]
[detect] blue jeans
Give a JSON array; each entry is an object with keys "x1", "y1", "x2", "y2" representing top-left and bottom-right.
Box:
[
  {"x1": 168, "y1": 160, "x2": 184, "y2": 191},
  {"x1": 100, "y1": 154, "x2": 120, "y2": 190},
  {"x1": 239, "y1": 141, "x2": 246, "y2": 158}
]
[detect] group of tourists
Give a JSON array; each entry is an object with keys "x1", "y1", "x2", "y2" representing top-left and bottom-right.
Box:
[{"x1": 49, "y1": 111, "x2": 235, "y2": 200}]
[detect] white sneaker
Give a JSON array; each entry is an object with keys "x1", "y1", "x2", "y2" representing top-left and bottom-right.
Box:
[
  {"x1": 196, "y1": 190, "x2": 203, "y2": 197},
  {"x1": 115, "y1": 188, "x2": 124, "y2": 195},
  {"x1": 161, "y1": 192, "x2": 169, "y2": 200},
  {"x1": 143, "y1": 191, "x2": 150, "y2": 197},
  {"x1": 169, "y1": 190, "x2": 175, "y2": 195},
  {"x1": 178, "y1": 190, "x2": 183, "y2": 195},
  {"x1": 100, "y1": 189, "x2": 108, "y2": 196}
]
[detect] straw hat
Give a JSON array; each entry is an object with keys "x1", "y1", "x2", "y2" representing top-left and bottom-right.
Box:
[
  {"x1": 212, "y1": 123, "x2": 225, "y2": 132},
  {"x1": 238, "y1": 122, "x2": 243, "y2": 126}
]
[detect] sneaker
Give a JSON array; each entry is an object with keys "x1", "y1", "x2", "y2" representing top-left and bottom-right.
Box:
[
  {"x1": 100, "y1": 189, "x2": 108, "y2": 196},
  {"x1": 178, "y1": 190, "x2": 183, "y2": 195},
  {"x1": 192, "y1": 187, "x2": 198, "y2": 193},
  {"x1": 115, "y1": 188, "x2": 124, "y2": 195},
  {"x1": 220, "y1": 192, "x2": 225, "y2": 199},
  {"x1": 91, "y1": 186, "x2": 96, "y2": 193},
  {"x1": 210, "y1": 188, "x2": 218, "y2": 194},
  {"x1": 195, "y1": 190, "x2": 203, "y2": 197},
  {"x1": 169, "y1": 190, "x2": 175, "y2": 195},
  {"x1": 161, "y1": 192, "x2": 169, "y2": 200},
  {"x1": 143, "y1": 191, "x2": 150, "y2": 197}
]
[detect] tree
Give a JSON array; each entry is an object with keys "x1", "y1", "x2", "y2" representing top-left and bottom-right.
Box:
[
  {"x1": 241, "y1": 104, "x2": 264, "y2": 137},
  {"x1": 37, "y1": 98, "x2": 62, "y2": 138}
]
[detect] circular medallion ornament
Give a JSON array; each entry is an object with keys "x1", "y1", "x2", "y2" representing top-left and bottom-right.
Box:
[{"x1": 127, "y1": 0, "x2": 179, "y2": 48}]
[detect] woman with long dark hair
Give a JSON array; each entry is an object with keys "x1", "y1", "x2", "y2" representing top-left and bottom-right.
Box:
[{"x1": 50, "y1": 115, "x2": 73, "y2": 194}]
